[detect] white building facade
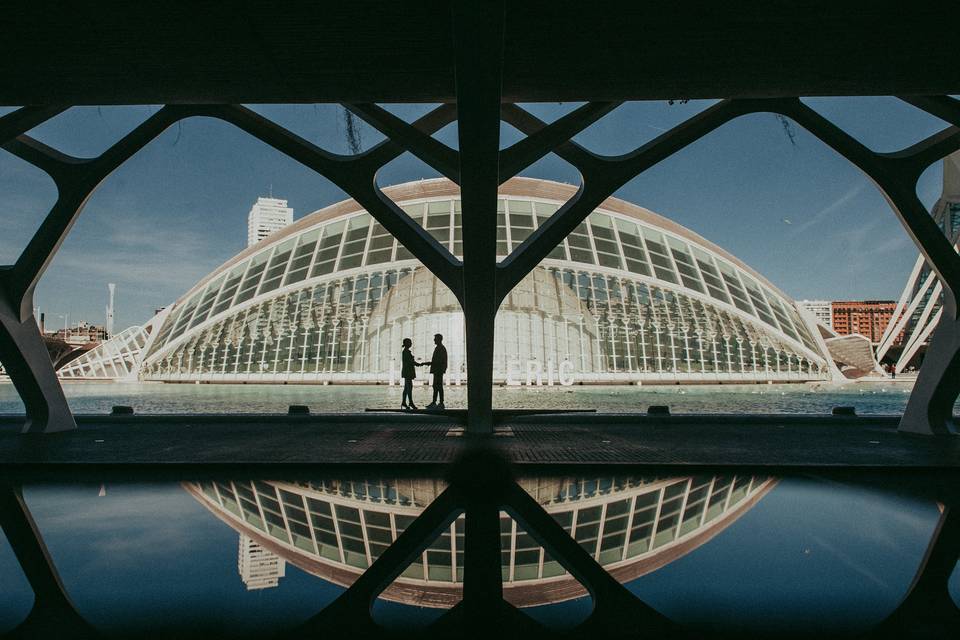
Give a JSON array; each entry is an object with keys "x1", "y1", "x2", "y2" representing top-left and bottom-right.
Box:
[
  {"x1": 237, "y1": 533, "x2": 286, "y2": 590},
  {"x1": 796, "y1": 300, "x2": 832, "y2": 330},
  {"x1": 247, "y1": 197, "x2": 293, "y2": 248}
]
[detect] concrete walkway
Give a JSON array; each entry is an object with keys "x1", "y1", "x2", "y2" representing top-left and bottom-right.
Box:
[{"x1": 1, "y1": 412, "x2": 958, "y2": 476}]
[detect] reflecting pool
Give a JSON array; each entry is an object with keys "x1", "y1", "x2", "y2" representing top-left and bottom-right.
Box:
[
  {"x1": 0, "y1": 380, "x2": 921, "y2": 415},
  {"x1": 2, "y1": 473, "x2": 955, "y2": 636}
]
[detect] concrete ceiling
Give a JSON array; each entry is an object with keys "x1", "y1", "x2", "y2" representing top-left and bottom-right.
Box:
[{"x1": 2, "y1": 2, "x2": 959, "y2": 105}]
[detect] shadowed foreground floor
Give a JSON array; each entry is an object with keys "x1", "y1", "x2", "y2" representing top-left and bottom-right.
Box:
[{"x1": 1, "y1": 412, "x2": 958, "y2": 475}]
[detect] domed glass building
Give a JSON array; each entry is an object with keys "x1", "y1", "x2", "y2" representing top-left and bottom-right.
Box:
[{"x1": 62, "y1": 178, "x2": 837, "y2": 384}]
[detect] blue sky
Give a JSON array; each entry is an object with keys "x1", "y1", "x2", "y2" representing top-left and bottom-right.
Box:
[{"x1": 0, "y1": 98, "x2": 952, "y2": 330}]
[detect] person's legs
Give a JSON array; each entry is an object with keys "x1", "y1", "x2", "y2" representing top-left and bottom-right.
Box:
[
  {"x1": 435, "y1": 375, "x2": 444, "y2": 406},
  {"x1": 405, "y1": 378, "x2": 418, "y2": 409}
]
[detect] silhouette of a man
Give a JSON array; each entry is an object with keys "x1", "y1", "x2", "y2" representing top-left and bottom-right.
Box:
[{"x1": 424, "y1": 333, "x2": 448, "y2": 409}]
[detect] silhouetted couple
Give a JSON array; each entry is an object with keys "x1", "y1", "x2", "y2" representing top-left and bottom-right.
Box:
[{"x1": 400, "y1": 334, "x2": 447, "y2": 411}]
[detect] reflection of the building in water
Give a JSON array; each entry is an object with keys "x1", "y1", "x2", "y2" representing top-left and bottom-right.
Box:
[{"x1": 185, "y1": 475, "x2": 775, "y2": 607}]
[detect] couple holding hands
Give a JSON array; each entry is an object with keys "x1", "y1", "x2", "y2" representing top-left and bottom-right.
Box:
[{"x1": 400, "y1": 333, "x2": 448, "y2": 410}]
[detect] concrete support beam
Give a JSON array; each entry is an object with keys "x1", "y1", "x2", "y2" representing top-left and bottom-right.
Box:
[
  {"x1": 0, "y1": 485, "x2": 97, "y2": 638},
  {"x1": 871, "y1": 500, "x2": 960, "y2": 636},
  {"x1": 777, "y1": 97, "x2": 960, "y2": 436},
  {"x1": 2, "y1": 107, "x2": 190, "y2": 433},
  {"x1": 453, "y1": 0, "x2": 505, "y2": 434},
  {"x1": 0, "y1": 308, "x2": 75, "y2": 433}
]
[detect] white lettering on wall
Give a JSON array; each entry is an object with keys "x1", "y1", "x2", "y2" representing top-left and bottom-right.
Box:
[
  {"x1": 506, "y1": 360, "x2": 521, "y2": 386},
  {"x1": 526, "y1": 360, "x2": 543, "y2": 386}
]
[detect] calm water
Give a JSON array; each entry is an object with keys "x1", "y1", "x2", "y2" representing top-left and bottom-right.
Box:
[
  {"x1": 0, "y1": 380, "x2": 918, "y2": 415},
  {"x1": 1, "y1": 474, "x2": 957, "y2": 636}
]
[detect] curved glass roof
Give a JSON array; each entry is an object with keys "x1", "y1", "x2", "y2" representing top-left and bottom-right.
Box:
[
  {"x1": 59, "y1": 326, "x2": 150, "y2": 380},
  {"x1": 145, "y1": 179, "x2": 825, "y2": 364}
]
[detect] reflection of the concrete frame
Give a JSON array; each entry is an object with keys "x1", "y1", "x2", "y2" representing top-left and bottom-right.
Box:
[{"x1": 185, "y1": 474, "x2": 776, "y2": 607}]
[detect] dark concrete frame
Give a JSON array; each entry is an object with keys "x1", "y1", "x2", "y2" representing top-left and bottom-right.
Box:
[
  {"x1": 4, "y1": 93, "x2": 960, "y2": 434},
  {"x1": 1, "y1": 464, "x2": 957, "y2": 639},
  {"x1": 1, "y1": 2, "x2": 960, "y2": 637}
]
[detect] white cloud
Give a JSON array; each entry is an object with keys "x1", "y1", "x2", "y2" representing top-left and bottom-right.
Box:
[{"x1": 792, "y1": 182, "x2": 867, "y2": 234}]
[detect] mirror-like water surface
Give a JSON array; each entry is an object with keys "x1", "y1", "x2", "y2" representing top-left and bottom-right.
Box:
[
  {"x1": 3, "y1": 473, "x2": 953, "y2": 636},
  {"x1": 0, "y1": 381, "x2": 918, "y2": 415}
]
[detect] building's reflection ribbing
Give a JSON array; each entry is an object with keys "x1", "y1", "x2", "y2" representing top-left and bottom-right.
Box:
[{"x1": 185, "y1": 474, "x2": 775, "y2": 607}]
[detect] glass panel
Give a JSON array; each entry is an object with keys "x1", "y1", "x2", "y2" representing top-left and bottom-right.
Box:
[
  {"x1": 452, "y1": 204, "x2": 463, "y2": 258},
  {"x1": 235, "y1": 249, "x2": 272, "y2": 304},
  {"x1": 679, "y1": 476, "x2": 712, "y2": 536},
  {"x1": 591, "y1": 213, "x2": 624, "y2": 270},
  {"x1": 310, "y1": 220, "x2": 346, "y2": 277},
  {"x1": 705, "y1": 477, "x2": 734, "y2": 522},
  {"x1": 496, "y1": 210, "x2": 509, "y2": 256},
  {"x1": 715, "y1": 259, "x2": 754, "y2": 315},
  {"x1": 691, "y1": 247, "x2": 731, "y2": 303},
  {"x1": 598, "y1": 498, "x2": 630, "y2": 564},
  {"x1": 396, "y1": 204, "x2": 422, "y2": 262},
  {"x1": 641, "y1": 228, "x2": 679, "y2": 284},
  {"x1": 258, "y1": 238, "x2": 296, "y2": 295},
  {"x1": 365, "y1": 222, "x2": 395, "y2": 266},
  {"x1": 335, "y1": 504, "x2": 368, "y2": 568},
  {"x1": 337, "y1": 214, "x2": 372, "y2": 271},
  {"x1": 165, "y1": 292, "x2": 203, "y2": 342},
  {"x1": 667, "y1": 237, "x2": 706, "y2": 293},
  {"x1": 283, "y1": 228, "x2": 322, "y2": 285},
  {"x1": 395, "y1": 514, "x2": 425, "y2": 579},
  {"x1": 508, "y1": 199, "x2": 536, "y2": 250},
  {"x1": 615, "y1": 218, "x2": 653, "y2": 276},
  {"x1": 534, "y1": 202, "x2": 566, "y2": 260},
  {"x1": 574, "y1": 505, "x2": 603, "y2": 555},
  {"x1": 425, "y1": 200, "x2": 452, "y2": 247},
  {"x1": 426, "y1": 525, "x2": 454, "y2": 582},
  {"x1": 653, "y1": 481, "x2": 686, "y2": 548},
  {"x1": 740, "y1": 274, "x2": 779, "y2": 328},
  {"x1": 210, "y1": 262, "x2": 248, "y2": 317},
  {"x1": 187, "y1": 275, "x2": 225, "y2": 329},
  {"x1": 512, "y1": 522, "x2": 541, "y2": 581},
  {"x1": 363, "y1": 509, "x2": 393, "y2": 562},
  {"x1": 500, "y1": 513, "x2": 513, "y2": 581},
  {"x1": 627, "y1": 490, "x2": 659, "y2": 557},
  {"x1": 567, "y1": 221, "x2": 595, "y2": 265}
]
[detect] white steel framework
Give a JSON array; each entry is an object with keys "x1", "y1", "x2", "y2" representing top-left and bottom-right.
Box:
[
  {"x1": 878, "y1": 152, "x2": 960, "y2": 374},
  {"x1": 82, "y1": 178, "x2": 837, "y2": 385}
]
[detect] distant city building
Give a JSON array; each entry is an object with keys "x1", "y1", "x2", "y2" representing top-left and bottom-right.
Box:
[
  {"x1": 830, "y1": 301, "x2": 897, "y2": 344},
  {"x1": 878, "y1": 151, "x2": 960, "y2": 373},
  {"x1": 237, "y1": 533, "x2": 286, "y2": 590},
  {"x1": 247, "y1": 197, "x2": 293, "y2": 247},
  {"x1": 796, "y1": 300, "x2": 832, "y2": 329},
  {"x1": 48, "y1": 321, "x2": 108, "y2": 346}
]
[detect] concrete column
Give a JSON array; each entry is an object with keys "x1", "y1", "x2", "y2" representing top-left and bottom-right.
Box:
[{"x1": 454, "y1": 0, "x2": 504, "y2": 434}]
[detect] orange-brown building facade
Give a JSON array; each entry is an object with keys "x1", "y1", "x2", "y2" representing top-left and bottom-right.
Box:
[{"x1": 831, "y1": 301, "x2": 898, "y2": 345}]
